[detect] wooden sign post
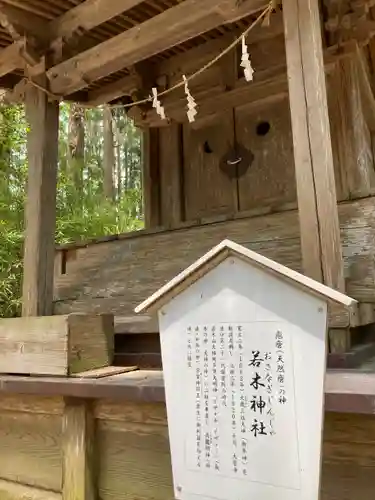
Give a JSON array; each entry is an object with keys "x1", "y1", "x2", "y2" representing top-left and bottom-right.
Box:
[{"x1": 136, "y1": 240, "x2": 357, "y2": 500}]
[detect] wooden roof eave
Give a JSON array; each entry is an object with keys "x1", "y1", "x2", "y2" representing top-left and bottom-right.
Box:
[{"x1": 0, "y1": 0, "x2": 270, "y2": 101}]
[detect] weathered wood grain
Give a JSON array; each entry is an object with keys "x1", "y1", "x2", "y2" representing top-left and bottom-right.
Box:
[
  {"x1": 97, "y1": 418, "x2": 172, "y2": 500},
  {"x1": 62, "y1": 398, "x2": 96, "y2": 500},
  {"x1": 0, "y1": 395, "x2": 63, "y2": 414},
  {"x1": 183, "y1": 112, "x2": 236, "y2": 220},
  {"x1": 236, "y1": 96, "x2": 297, "y2": 210},
  {"x1": 327, "y1": 55, "x2": 375, "y2": 200},
  {"x1": 54, "y1": 198, "x2": 375, "y2": 329},
  {"x1": 0, "y1": 313, "x2": 114, "y2": 376},
  {"x1": 0, "y1": 480, "x2": 60, "y2": 500},
  {"x1": 0, "y1": 394, "x2": 374, "y2": 500},
  {"x1": 0, "y1": 411, "x2": 62, "y2": 489},
  {"x1": 95, "y1": 403, "x2": 375, "y2": 500},
  {"x1": 67, "y1": 313, "x2": 114, "y2": 374}
]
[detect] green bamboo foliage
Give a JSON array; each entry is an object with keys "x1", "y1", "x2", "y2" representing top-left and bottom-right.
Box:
[{"x1": 0, "y1": 102, "x2": 143, "y2": 317}]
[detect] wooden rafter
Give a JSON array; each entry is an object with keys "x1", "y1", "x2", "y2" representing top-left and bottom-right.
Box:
[
  {"x1": 0, "y1": 0, "x2": 146, "y2": 80},
  {"x1": 47, "y1": 0, "x2": 268, "y2": 96},
  {"x1": 49, "y1": 0, "x2": 145, "y2": 42},
  {"x1": 0, "y1": 1, "x2": 48, "y2": 41}
]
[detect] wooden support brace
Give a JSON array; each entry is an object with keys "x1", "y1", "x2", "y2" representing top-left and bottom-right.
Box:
[{"x1": 62, "y1": 398, "x2": 96, "y2": 500}]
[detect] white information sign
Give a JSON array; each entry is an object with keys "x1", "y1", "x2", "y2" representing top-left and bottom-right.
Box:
[
  {"x1": 158, "y1": 256, "x2": 328, "y2": 500},
  {"x1": 136, "y1": 241, "x2": 356, "y2": 500},
  {"x1": 185, "y1": 322, "x2": 300, "y2": 490}
]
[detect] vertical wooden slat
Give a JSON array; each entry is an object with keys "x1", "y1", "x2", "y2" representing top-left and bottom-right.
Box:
[
  {"x1": 22, "y1": 83, "x2": 59, "y2": 316},
  {"x1": 282, "y1": 0, "x2": 345, "y2": 293},
  {"x1": 143, "y1": 127, "x2": 161, "y2": 228},
  {"x1": 62, "y1": 398, "x2": 96, "y2": 500},
  {"x1": 159, "y1": 124, "x2": 183, "y2": 227},
  {"x1": 328, "y1": 55, "x2": 375, "y2": 200},
  {"x1": 182, "y1": 113, "x2": 236, "y2": 221}
]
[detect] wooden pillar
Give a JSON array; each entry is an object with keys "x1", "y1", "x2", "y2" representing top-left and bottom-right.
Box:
[
  {"x1": 22, "y1": 84, "x2": 59, "y2": 316},
  {"x1": 62, "y1": 398, "x2": 96, "y2": 500},
  {"x1": 282, "y1": 0, "x2": 345, "y2": 293}
]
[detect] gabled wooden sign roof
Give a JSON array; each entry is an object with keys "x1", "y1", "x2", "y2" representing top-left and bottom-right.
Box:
[{"x1": 135, "y1": 239, "x2": 357, "y2": 314}]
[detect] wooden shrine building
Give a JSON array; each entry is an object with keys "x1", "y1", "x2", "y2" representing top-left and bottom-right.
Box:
[{"x1": 0, "y1": 0, "x2": 375, "y2": 499}]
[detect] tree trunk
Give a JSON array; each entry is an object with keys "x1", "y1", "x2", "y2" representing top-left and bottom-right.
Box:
[
  {"x1": 68, "y1": 104, "x2": 85, "y2": 193},
  {"x1": 103, "y1": 106, "x2": 115, "y2": 201}
]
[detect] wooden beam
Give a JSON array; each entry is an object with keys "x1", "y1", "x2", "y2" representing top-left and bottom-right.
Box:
[
  {"x1": 87, "y1": 74, "x2": 137, "y2": 105},
  {"x1": 47, "y1": 0, "x2": 268, "y2": 96},
  {"x1": 62, "y1": 398, "x2": 96, "y2": 500},
  {"x1": 282, "y1": 0, "x2": 345, "y2": 293},
  {"x1": 137, "y1": 41, "x2": 347, "y2": 128},
  {"x1": 141, "y1": 69, "x2": 288, "y2": 127},
  {"x1": 86, "y1": 12, "x2": 285, "y2": 105},
  {"x1": 49, "y1": 0, "x2": 145, "y2": 42},
  {"x1": 22, "y1": 80, "x2": 59, "y2": 316}
]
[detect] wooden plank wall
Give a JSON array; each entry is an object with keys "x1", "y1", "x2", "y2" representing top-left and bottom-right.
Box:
[
  {"x1": 144, "y1": 43, "x2": 375, "y2": 230},
  {"x1": 0, "y1": 395, "x2": 373, "y2": 500},
  {"x1": 54, "y1": 197, "x2": 375, "y2": 328}
]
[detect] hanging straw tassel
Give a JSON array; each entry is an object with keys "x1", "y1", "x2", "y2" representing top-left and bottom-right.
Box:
[
  {"x1": 151, "y1": 87, "x2": 166, "y2": 120},
  {"x1": 182, "y1": 75, "x2": 197, "y2": 123},
  {"x1": 241, "y1": 35, "x2": 254, "y2": 82}
]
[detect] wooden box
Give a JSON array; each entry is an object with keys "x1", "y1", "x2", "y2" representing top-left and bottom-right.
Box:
[{"x1": 0, "y1": 313, "x2": 114, "y2": 376}]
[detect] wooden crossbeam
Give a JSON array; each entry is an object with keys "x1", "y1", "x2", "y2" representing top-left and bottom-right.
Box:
[
  {"x1": 87, "y1": 74, "x2": 138, "y2": 105},
  {"x1": 47, "y1": 0, "x2": 268, "y2": 96},
  {"x1": 87, "y1": 14, "x2": 285, "y2": 105}
]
